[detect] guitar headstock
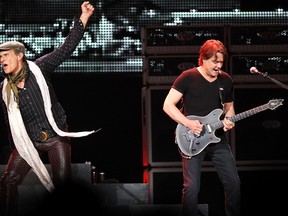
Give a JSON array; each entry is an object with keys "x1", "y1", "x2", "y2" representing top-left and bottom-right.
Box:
[{"x1": 268, "y1": 99, "x2": 284, "y2": 110}]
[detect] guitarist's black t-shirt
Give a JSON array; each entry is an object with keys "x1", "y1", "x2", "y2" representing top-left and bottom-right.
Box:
[{"x1": 172, "y1": 67, "x2": 234, "y2": 144}]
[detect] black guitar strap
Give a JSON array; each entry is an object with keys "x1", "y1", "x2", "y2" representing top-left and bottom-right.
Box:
[{"x1": 217, "y1": 71, "x2": 225, "y2": 111}]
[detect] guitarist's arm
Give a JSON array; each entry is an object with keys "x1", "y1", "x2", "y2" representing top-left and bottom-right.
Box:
[
  {"x1": 223, "y1": 102, "x2": 235, "y2": 131},
  {"x1": 163, "y1": 88, "x2": 203, "y2": 136}
]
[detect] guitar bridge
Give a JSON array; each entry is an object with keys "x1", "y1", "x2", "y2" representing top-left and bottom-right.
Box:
[{"x1": 184, "y1": 130, "x2": 193, "y2": 142}]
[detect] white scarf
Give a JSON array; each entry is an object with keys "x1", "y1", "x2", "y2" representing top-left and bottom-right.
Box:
[{"x1": 2, "y1": 60, "x2": 96, "y2": 192}]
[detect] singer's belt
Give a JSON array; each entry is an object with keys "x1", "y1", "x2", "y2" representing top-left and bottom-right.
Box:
[
  {"x1": 41, "y1": 130, "x2": 49, "y2": 142},
  {"x1": 40, "y1": 130, "x2": 56, "y2": 142}
]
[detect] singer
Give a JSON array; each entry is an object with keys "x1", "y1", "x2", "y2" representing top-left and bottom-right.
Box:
[
  {"x1": 163, "y1": 39, "x2": 241, "y2": 216},
  {"x1": 0, "y1": 2, "x2": 95, "y2": 216}
]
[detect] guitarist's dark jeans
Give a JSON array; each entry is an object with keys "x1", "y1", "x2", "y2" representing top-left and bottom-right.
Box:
[
  {"x1": 181, "y1": 142, "x2": 241, "y2": 216},
  {"x1": 0, "y1": 136, "x2": 71, "y2": 216}
]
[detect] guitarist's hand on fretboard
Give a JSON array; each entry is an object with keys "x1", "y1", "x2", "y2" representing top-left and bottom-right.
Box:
[{"x1": 223, "y1": 116, "x2": 235, "y2": 131}]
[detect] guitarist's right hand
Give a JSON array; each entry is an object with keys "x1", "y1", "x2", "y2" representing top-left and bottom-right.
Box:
[{"x1": 185, "y1": 119, "x2": 203, "y2": 137}]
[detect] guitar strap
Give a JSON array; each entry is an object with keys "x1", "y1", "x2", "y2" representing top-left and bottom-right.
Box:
[{"x1": 217, "y1": 71, "x2": 225, "y2": 110}]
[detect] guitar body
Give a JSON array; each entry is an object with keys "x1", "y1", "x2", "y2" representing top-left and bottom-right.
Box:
[{"x1": 176, "y1": 109, "x2": 223, "y2": 158}]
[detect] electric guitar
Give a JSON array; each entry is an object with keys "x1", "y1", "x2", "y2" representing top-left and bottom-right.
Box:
[{"x1": 175, "y1": 99, "x2": 284, "y2": 158}]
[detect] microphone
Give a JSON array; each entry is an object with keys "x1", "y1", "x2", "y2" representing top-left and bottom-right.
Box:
[
  {"x1": 248, "y1": 66, "x2": 288, "y2": 91},
  {"x1": 250, "y1": 67, "x2": 259, "y2": 74}
]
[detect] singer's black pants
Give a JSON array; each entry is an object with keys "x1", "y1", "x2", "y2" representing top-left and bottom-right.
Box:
[{"x1": 0, "y1": 136, "x2": 71, "y2": 216}]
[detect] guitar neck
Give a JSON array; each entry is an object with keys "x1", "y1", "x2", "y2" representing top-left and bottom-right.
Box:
[
  {"x1": 212, "y1": 103, "x2": 270, "y2": 130},
  {"x1": 229, "y1": 103, "x2": 270, "y2": 123}
]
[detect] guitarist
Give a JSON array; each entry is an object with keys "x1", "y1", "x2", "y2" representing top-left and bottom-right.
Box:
[{"x1": 163, "y1": 39, "x2": 241, "y2": 216}]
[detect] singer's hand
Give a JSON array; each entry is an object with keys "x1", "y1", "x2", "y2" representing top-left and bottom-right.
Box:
[{"x1": 80, "y1": 1, "x2": 95, "y2": 28}]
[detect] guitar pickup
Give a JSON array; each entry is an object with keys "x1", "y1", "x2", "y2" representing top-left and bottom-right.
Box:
[{"x1": 206, "y1": 124, "x2": 212, "y2": 133}]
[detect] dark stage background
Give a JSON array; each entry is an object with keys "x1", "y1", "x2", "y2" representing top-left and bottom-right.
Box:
[{"x1": 1, "y1": 1, "x2": 288, "y2": 215}]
